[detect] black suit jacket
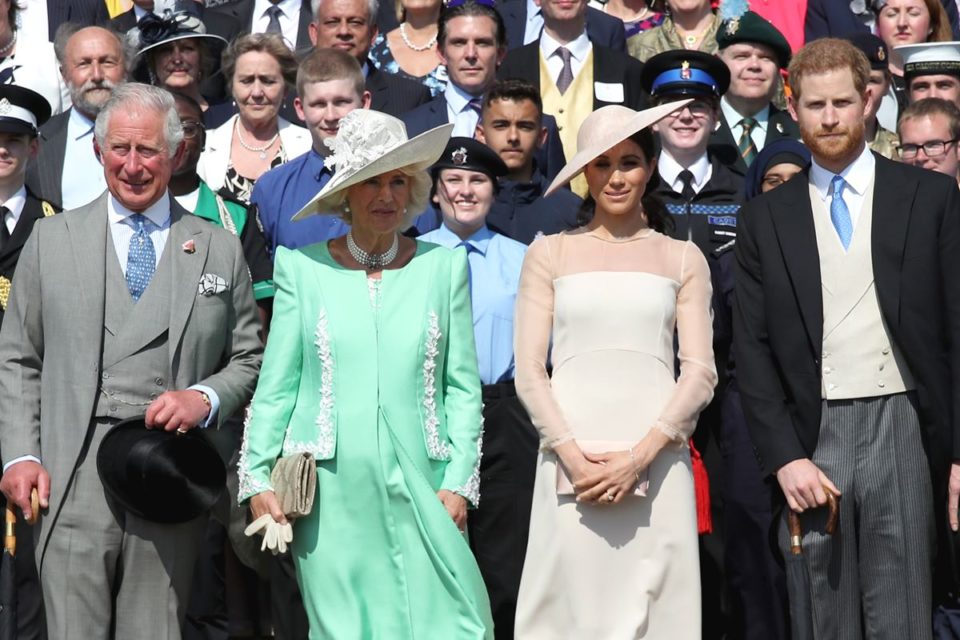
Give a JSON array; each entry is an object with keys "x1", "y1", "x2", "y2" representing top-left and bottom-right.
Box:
[
  {"x1": 733, "y1": 154, "x2": 960, "y2": 479},
  {"x1": 26, "y1": 110, "x2": 70, "y2": 211},
  {"x1": 366, "y1": 64, "x2": 431, "y2": 118},
  {"x1": 47, "y1": 0, "x2": 109, "y2": 40},
  {"x1": 498, "y1": 42, "x2": 645, "y2": 110},
  {"x1": 106, "y1": 8, "x2": 137, "y2": 33},
  {"x1": 498, "y1": 0, "x2": 626, "y2": 52},
  {"x1": 709, "y1": 105, "x2": 800, "y2": 177},
  {"x1": 400, "y1": 94, "x2": 567, "y2": 182},
  {"x1": 207, "y1": 0, "x2": 313, "y2": 53}
]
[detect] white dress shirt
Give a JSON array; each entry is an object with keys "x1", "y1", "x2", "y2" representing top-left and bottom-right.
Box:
[
  {"x1": 62, "y1": 108, "x2": 107, "y2": 211},
  {"x1": 524, "y1": 0, "x2": 544, "y2": 45},
  {"x1": 445, "y1": 82, "x2": 482, "y2": 138},
  {"x1": 809, "y1": 143, "x2": 874, "y2": 231},
  {"x1": 720, "y1": 96, "x2": 770, "y2": 153},
  {"x1": 1, "y1": 186, "x2": 26, "y2": 235},
  {"x1": 540, "y1": 30, "x2": 591, "y2": 85},
  {"x1": 658, "y1": 150, "x2": 712, "y2": 195},
  {"x1": 252, "y1": 0, "x2": 301, "y2": 50}
]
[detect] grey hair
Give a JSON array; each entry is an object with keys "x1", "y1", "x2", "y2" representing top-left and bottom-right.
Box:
[
  {"x1": 94, "y1": 83, "x2": 184, "y2": 159},
  {"x1": 331, "y1": 167, "x2": 432, "y2": 228},
  {"x1": 53, "y1": 22, "x2": 82, "y2": 65},
  {"x1": 312, "y1": 0, "x2": 380, "y2": 26}
]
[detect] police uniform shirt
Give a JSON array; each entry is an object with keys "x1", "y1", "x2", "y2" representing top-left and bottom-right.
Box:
[
  {"x1": 658, "y1": 149, "x2": 712, "y2": 196},
  {"x1": 419, "y1": 224, "x2": 527, "y2": 385},
  {"x1": 1, "y1": 186, "x2": 26, "y2": 234}
]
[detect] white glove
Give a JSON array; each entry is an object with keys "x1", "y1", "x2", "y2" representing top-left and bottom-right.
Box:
[{"x1": 244, "y1": 514, "x2": 294, "y2": 555}]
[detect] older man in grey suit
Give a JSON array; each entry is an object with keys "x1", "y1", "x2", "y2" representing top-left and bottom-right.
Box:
[{"x1": 0, "y1": 83, "x2": 263, "y2": 637}]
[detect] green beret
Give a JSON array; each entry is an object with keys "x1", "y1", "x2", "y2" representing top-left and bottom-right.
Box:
[{"x1": 716, "y1": 10, "x2": 791, "y2": 69}]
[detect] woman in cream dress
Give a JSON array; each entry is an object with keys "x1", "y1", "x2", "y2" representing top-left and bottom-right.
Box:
[{"x1": 513, "y1": 103, "x2": 717, "y2": 639}]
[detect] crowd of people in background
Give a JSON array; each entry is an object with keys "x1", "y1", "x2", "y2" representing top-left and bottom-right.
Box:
[{"x1": 1, "y1": 0, "x2": 960, "y2": 639}]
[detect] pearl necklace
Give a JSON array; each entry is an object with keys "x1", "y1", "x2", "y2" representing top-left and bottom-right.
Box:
[
  {"x1": 347, "y1": 231, "x2": 399, "y2": 270},
  {"x1": 399, "y1": 23, "x2": 437, "y2": 52},
  {"x1": 0, "y1": 30, "x2": 17, "y2": 58},
  {"x1": 235, "y1": 119, "x2": 279, "y2": 160}
]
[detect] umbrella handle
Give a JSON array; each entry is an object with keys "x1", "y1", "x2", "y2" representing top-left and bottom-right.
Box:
[{"x1": 787, "y1": 487, "x2": 842, "y2": 555}]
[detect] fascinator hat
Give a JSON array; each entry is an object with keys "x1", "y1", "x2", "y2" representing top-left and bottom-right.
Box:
[
  {"x1": 130, "y1": 10, "x2": 228, "y2": 58},
  {"x1": 293, "y1": 110, "x2": 454, "y2": 220},
  {"x1": 544, "y1": 101, "x2": 692, "y2": 197}
]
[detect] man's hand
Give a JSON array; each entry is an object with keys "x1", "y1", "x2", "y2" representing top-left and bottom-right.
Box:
[
  {"x1": 145, "y1": 390, "x2": 210, "y2": 433},
  {"x1": 776, "y1": 458, "x2": 840, "y2": 513},
  {"x1": 0, "y1": 461, "x2": 49, "y2": 521},
  {"x1": 948, "y1": 462, "x2": 960, "y2": 531}
]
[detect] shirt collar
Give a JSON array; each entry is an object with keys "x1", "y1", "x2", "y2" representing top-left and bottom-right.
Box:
[
  {"x1": 720, "y1": 96, "x2": 770, "y2": 133},
  {"x1": 256, "y1": 0, "x2": 299, "y2": 18},
  {"x1": 67, "y1": 107, "x2": 95, "y2": 140},
  {"x1": 306, "y1": 148, "x2": 330, "y2": 179},
  {"x1": 445, "y1": 81, "x2": 479, "y2": 114},
  {"x1": 107, "y1": 191, "x2": 172, "y2": 229},
  {"x1": 133, "y1": 5, "x2": 151, "y2": 19},
  {"x1": 2, "y1": 186, "x2": 27, "y2": 224},
  {"x1": 539, "y1": 29, "x2": 591, "y2": 62},
  {"x1": 432, "y1": 222, "x2": 494, "y2": 255},
  {"x1": 658, "y1": 149, "x2": 711, "y2": 191},
  {"x1": 526, "y1": 0, "x2": 540, "y2": 21},
  {"x1": 809, "y1": 143, "x2": 874, "y2": 201}
]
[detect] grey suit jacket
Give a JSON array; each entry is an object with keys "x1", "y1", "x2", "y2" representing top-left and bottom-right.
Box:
[{"x1": 0, "y1": 193, "x2": 263, "y2": 558}]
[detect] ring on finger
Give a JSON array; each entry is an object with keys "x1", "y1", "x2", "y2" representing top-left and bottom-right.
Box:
[{"x1": 606, "y1": 491, "x2": 616, "y2": 502}]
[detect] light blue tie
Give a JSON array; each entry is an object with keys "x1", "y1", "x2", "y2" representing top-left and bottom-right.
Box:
[
  {"x1": 126, "y1": 213, "x2": 156, "y2": 302},
  {"x1": 830, "y1": 175, "x2": 853, "y2": 251}
]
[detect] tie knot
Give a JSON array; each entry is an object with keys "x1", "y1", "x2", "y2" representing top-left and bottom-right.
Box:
[
  {"x1": 831, "y1": 175, "x2": 846, "y2": 197},
  {"x1": 678, "y1": 169, "x2": 694, "y2": 186},
  {"x1": 740, "y1": 117, "x2": 757, "y2": 132},
  {"x1": 267, "y1": 5, "x2": 283, "y2": 15},
  {"x1": 467, "y1": 97, "x2": 483, "y2": 114},
  {"x1": 130, "y1": 213, "x2": 149, "y2": 233},
  {"x1": 556, "y1": 46, "x2": 572, "y2": 63}
]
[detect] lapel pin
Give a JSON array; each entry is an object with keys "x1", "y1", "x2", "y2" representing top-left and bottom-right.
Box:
[
  {"x1": 776, "y1": 122, "x2": 784, "y2": 134},
  {"x1": 182, "y1": 239, "x2": 196, "y2": 254}
]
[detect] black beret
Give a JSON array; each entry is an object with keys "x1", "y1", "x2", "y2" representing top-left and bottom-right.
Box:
[
  {"x1": 432, "y1": 137, "x2": 508, "y2": 180},
  {"x1": 846, "y1": 32, "x2": 889, "y2": 71}
]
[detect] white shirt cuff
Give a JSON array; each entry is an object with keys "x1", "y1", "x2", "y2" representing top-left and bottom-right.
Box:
[
  {"x1": 3, "y1": 455, "x2": 41, "y2": 473},
  {"x1": 188, "y1": 384, "x2": 220, "y2": 428}
]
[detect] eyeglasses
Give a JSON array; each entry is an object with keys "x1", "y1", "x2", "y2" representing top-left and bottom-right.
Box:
[
  {"x1": 180, "y1": 121, "x2": 205, "y2": 140},
  {"x1": 660, "y1": 99, "x2": 714, "y2": 119},
  {"x1": 897, "y1": 138, "x2": 959, "y2": 159}
]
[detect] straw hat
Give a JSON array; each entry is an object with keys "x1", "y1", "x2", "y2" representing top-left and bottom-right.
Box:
[
  {"x1": 293, "y1": 110, "x2": 453, "y2": 220},
  {"x1": 544, "y1": 100, "x2": 692, "y2": 197}
]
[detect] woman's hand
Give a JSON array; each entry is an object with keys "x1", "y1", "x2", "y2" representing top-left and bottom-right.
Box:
[
  {"x1": 438, "y1": 489, "x2": 467, "y2": 531},
  {"x1": 250, "y1": 490, "x2": 288, "y2": 525},
  {"x1": 575, "y1": 430, "x2": 672, "y2": 505}
]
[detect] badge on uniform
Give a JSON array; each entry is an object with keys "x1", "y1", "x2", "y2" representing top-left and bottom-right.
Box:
[{"x1": 198, "y1": 273, "x2": 228, "y2": 297}]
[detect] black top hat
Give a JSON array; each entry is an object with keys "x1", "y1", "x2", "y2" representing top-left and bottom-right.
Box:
[
  {"x1": 96, "y1": 416, "x2": 226, "y2": 524},
  {"x1": 432, "y1": 137, "x2": 509, "y2": 180},
  {"x1": 716, "y1": 10, "x2": 792, "y2": 69},
  {"x1": 641, "y1": 50, "x2": 731, "y2": 99},
  {"x1": 0, "y1": 85, "x2": 51, "y2": 137}
]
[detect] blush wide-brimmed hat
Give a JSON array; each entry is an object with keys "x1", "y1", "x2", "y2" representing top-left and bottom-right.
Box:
[
  {"x1": 544, "y1": 100, "x2": 692, "y2": 197},
  {"x1": 292, "y1": 110, "x2": 454, "y2": 220}
]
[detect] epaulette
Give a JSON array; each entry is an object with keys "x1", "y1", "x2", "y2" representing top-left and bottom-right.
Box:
[
  {"x1": 41, "y1": 200, "x2": 57, "y2": 217},
  {"x1": 0, "y1": 274, "x2": 9, "y2": 310}
]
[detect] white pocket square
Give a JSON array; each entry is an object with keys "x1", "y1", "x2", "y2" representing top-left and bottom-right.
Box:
[{"x1": 198, "y1": 273, "x2": 228, "y2": 297}]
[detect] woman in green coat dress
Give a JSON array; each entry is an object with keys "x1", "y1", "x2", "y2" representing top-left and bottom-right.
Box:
[{"x1": 238, "y1": 109, "x2": 493, "y2": 639}]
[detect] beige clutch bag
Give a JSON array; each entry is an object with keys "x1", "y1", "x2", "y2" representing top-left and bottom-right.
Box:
[
  {"x1": 270, "y1": 453, "x2": 317, "y2": 519},
  {"x1": 556, "y1": 441, "x2": 649, "y2": 497}
]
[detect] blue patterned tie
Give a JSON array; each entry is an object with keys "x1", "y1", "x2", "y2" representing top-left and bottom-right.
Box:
[
  {"x1": 126, "y1": 214, "x2": 156, "y2": 302},
  {"x1": 830, "y1": 175, "x2": 853, "y2": 251}
]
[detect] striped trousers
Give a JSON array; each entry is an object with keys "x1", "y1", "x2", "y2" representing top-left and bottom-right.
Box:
[{"x1": 779, "y1": 392, "x2": 935, "y2": 640}]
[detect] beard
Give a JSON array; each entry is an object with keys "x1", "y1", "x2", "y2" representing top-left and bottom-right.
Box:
[
  {"x1": 69, "y1": 78, "x2": 119, "y2": 117},
  {"x1": 800, "y1": 119, "x2": 866, "y2": 165}
]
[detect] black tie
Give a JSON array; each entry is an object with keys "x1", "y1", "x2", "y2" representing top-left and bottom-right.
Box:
[
  {"x1": 0, "y1": 206, "x2": 10, "y2": 252},
  {"x1": 265, "y1": 4, "x2": 283, "y2": 34},
  {"x1": 678, "y1": 169, "x2": 696, "y2": 202}
]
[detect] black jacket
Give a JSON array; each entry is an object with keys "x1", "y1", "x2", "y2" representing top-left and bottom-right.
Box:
[
  {"x1": 488, "y1": 167, "x2": 582, "y2": 244},
  {"x1": 0, "y1": 191, "x2": 57, "y2": 327},
  {"x1": 708, "y1": 105, "x2": 799, "y2": 177}
]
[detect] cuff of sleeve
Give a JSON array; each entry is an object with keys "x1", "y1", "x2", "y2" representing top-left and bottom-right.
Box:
[
  {"x1": 653, "y1": 420, "x2": 687, "y2": 444},
  {"x1": 253, "y1": 280, "x2": 275, "y2": 300},
  {"x1": 4, "y1": 455, "x2": 41, "y2": 473},
  {"x1": 188, "y1": 384, "x2": 221, "y2": 428},
  {"x1": 541, "y1": 432, "x2": 574, "y2": 452}
]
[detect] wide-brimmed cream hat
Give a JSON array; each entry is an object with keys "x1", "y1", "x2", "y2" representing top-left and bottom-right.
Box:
[
  {"x1": 293, "y1": 110, "x2": 453, "y2": 220},
  {"x1": 544, "y1": 100, "x2": 693, "y2": 197}
]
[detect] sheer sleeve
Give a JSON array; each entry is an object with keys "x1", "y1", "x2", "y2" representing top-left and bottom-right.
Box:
[
  {"x1": 514, "y1": 237, "x2": 575, "y2": 449},
  {"x1": 653, "y1": 242, "x2": 718, "y2": 442}
]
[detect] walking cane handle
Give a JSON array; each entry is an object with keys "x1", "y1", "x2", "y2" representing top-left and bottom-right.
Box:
[
  {"x1": 787, "y1": 510, "x2": 802, "y2": 555},
  {"x1": 824, "y1": 489, "x2": 840, "y2": 536}
]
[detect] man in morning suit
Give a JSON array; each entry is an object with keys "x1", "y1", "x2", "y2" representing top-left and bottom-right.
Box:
[
  {"x1": 497, "y1": 0, "x2": 625, "y2": 52},
  {"x1": 308, "y1": 0, "x2": 431, "y2": 117},
  {"x1": 26, "y1": 26, "x2": 127, "y2": 211},
  {"x1": 401, "y1": 0, "x2": 567, "y2": 188},
  {"x1": 0, "y1": 83, "x2": 263, "y2": 637},
  {"x1": 497, "y1": 0, "x2": 644, "y2": 197},
  {"x1": 709, "y1": 12, "x2": 799, "y2": 177},
  {"x1": 0, "y1": 84, "x2": 55, "y2": 640},
  {"x1": 207, "y1": 0, "x2": 314, "y2": 53},
  {"x1": 734, "y1": 38, "x2": 960, "y2": 639}
]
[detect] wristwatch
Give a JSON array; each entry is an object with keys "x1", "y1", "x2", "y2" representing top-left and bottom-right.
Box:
[{"x1": 197, "y1": 390, "x2": 211, "y2": 416}]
